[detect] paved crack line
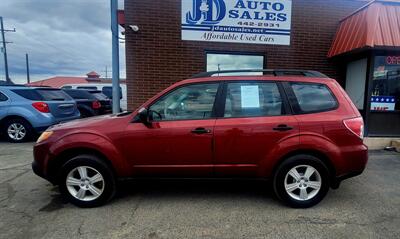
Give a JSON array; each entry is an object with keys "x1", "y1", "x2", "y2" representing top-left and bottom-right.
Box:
[{"x1": 0, "y1": 163, "x2": 31, "y2": 170}]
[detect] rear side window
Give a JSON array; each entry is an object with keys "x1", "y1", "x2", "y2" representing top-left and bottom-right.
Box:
[
  {"x1": 12, "y1": 89, "x2": 42, "y2": 100},
  {"x1": 36, "y1": 89, "x2": 72, "y2": 101},
  {"x1": 0, "y1": 91, "x2": 8, "y2": 101},
  {"x1": 224, "y1": 82, "x2": 284, "y2": 118},
  {"x1": 290, "y1": 82, "x2": 337, "y2": 113}
]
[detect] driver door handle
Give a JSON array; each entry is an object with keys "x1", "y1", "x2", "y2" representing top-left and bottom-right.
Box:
[{"x1": 191, "y1": 127, "x2": 211, "y2": 134}]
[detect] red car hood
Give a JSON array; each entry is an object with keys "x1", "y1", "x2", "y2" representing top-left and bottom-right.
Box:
[{"x1": 48, "y1": 113, "x2": 132, "y2": 131}]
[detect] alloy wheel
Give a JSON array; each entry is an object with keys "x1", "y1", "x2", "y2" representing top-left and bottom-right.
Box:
[
  {"x1": 7, "y1": 123, "x2": 26, "y2": 141},
  {"x1": 66, "y1": 166, "x2": 105, "y2": 202},
  {"x1": 284, "y1": 165, "x2": 322, "y2": 201}
]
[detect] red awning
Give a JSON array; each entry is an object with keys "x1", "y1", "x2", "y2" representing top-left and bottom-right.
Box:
[{"x1": 328, "y1": 0, "x2": 400, "y2": 58}]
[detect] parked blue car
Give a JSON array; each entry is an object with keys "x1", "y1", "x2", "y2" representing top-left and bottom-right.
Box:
[{"x1": 0, "y1": 85, "x2": 80, "y2": 142}]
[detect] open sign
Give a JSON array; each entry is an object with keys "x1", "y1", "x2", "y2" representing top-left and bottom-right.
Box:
[{"x1": 386, "y1": 56, "x2": 400, "y2": 65}]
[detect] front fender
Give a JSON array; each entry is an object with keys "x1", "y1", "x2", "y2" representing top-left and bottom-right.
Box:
[{"x1": 49, "y1": 130, "x2": 131, "y2": 177}]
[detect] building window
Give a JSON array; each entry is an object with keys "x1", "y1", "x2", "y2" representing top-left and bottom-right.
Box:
[
  {"x1": 206, "y1": 53, "x2": 264, "y2": 75},
  {"x1": 372, "y1": 56, "x2": 400, "y2": 111}
]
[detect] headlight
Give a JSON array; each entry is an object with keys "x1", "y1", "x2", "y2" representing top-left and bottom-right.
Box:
[{"x1": 36, "y1": 131, "x2": 54, "y2": 143}]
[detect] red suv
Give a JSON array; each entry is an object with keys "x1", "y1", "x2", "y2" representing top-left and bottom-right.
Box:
[{"x1": 32, "y1": 70, "x2": 368, "y2": 208}]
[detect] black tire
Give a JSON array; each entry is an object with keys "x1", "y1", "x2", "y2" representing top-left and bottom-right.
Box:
[
  {"x1": 273, "y1": 154, "x2": 330, "y2": 208},
  {"x1": 58, "y1": 154, "x2": 116, "y2": 208},
  {"x1": 2, "y1": 118, "x2": 33, "y2": 143}
]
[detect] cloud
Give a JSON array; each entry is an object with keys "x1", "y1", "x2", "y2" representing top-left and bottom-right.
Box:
[{"x1": 0, "y1": 0, "x2": 125, "y2": 84}]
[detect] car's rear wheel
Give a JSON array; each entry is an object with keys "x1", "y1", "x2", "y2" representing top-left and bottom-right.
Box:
[
  {"x1": 3, "y1": 118, "x2": 33, "y2": 143},
  {"x1": 59, "y1": 154, "x2": 116, "y2": 208},
  {"x1": 273, "y1": 154, "x2": 330, "y2": 208}
]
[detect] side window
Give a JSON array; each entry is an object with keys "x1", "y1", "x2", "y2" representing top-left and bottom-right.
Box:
[
  {"x1": 290, "y1": 82, "x2": 337, "y2": 113},
  {"x1": 224, "y1": 82, "x2": 284, "y2": 118},
  {"x1": 0, "y1": 91, "x2": 8, "y2": 101},
  {"x1": 149, "y1": 83, "x2": 219, "y2": 121}
]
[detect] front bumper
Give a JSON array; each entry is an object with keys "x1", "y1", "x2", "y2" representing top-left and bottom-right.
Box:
[
  {"x1": 32, "y1": 141, "x2": 57, "y2": 184},
  {"x1": 32, "y1": 160, "x2": 46, "y2": 180}
]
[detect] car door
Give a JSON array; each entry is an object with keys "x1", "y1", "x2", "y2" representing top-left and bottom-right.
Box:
[
  {"x1": 213, "y1": 81, "x2": 299, "y2": 177},
  {"x1": 123, "y1": 82, "x2": 221, "y2": 177}
]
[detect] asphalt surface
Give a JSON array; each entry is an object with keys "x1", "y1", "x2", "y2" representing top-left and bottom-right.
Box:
[{"x1": 0, "y1": 142, "x2": 399, "y2": 239}]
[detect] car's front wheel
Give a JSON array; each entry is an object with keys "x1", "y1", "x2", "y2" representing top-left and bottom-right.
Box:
[
  {"x1": 59, "y1": 155, "x2": 116, "y2": 208},
  {"x1": 273, "y1": 154, "x2": 330, "y2": 208}
]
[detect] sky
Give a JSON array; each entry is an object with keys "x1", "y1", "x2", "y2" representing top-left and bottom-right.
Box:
[{"x1": 0, "y1": 0, "x2": 125, "y2": 84}]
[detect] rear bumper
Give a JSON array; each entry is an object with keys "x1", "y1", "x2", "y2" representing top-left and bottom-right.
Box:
[
  {"x1": 331, "y1": 170, "x2": 364, "y2": 189},
  {"x1": 31, "y1": 113, "x2": 80, "y2": 133},
  {"x1": 332, "y1": 145, "x2": 368, "y2": 188}
]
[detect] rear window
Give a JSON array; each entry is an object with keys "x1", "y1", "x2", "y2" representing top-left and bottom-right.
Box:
[
  {"x1": 36, "y1": 89, "x2": 72, "y2": 101},
  {"x1": 64, "y1": 89, "x2": 95, "y2": 100},
  {"x1": 77, "y1": 86, "x2": 98, "y2": 90},
  {"x1": 91, "y1": 92, "x2": 109, "y2": 100},
  {"x1": 290, "y1": 82, "x2": 338, "y2": 113},
  {"x1": 12, "y1": 89, "x2": 43, "y2": 100}
]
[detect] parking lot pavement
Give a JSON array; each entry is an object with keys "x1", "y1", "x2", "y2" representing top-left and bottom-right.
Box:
[{"x1": 0, "y1": 143, "x2": 399, "y2": 239}]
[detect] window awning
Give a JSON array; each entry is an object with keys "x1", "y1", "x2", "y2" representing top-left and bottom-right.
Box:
[{"x1": 328, "y1": 0, "x2": 400, "y2": 58}]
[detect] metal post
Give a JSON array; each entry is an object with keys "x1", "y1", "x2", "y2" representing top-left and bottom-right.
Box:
[
  {"x1": 110, "y1": 0, "x2": 121, "y2": 113},
  {"x1": 0, "y1": 17, "x2": 10, "y2": 83},
  {"x1": 26, "y1": 53, "x2": 30, "y2": 84}
]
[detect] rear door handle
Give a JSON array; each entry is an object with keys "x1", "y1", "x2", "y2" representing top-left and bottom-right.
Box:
[
  {"x1": 273, "y1": 124, "x2": 293, "y2": 131},
  {"x1": 191, "y1": 127, "x2": 211, "y2": 134}
]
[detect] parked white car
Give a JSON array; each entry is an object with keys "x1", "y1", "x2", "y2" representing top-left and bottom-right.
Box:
[{"x1": 61, "y1": 83, "x2": 127, "y2": 111}]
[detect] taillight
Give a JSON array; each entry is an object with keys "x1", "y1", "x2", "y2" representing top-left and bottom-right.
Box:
[
  {"x1": 92, "y1": 101, "x2": 101, "y2": 109},
  {"x1": 32, "y1": 102, "x2": 50, "y2": 113},
  {"x1": 343, "y1": 117, "x2": 364, "y2": 140}
]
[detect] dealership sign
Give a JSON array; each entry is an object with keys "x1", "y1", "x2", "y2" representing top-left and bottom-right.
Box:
[{"x1": 181, "y1": 0, "x2": 292, "y2": 45}]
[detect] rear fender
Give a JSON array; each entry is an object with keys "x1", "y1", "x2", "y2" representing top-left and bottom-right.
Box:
[
  {"x1": 49, "y1": 131, "x2": 131, "y2": 177},
  {"x1": 258, "y1": 133, "x2": 344, "y2": 177},
  {"x1": 257, "y1": 134, "x2": 299, "y2": 177}
]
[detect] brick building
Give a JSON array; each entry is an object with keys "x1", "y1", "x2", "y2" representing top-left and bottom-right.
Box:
[{"x1": 122, "y1": 0, "x2": 400, "y2": 137}]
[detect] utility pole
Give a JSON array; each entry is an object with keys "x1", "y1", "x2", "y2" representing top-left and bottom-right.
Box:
[
  {"x1": 26, "y1": 53, "x2": 30, "y2": 84},
  {"x1": 0, "y1": 17, "x2": 15, "y2": 84},
  {"x1": 111, "y1": 0, "x2": 121, "y2": 113},
  {"x1": 102, "y1": 66, "x2": 110, "y2": 79}
]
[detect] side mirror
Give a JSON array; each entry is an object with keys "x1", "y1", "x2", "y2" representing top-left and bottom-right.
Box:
[{"x1": 138, "y1": 108, "x2": 151, "y2": 126}]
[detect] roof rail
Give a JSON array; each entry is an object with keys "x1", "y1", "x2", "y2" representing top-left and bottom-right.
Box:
[
  {"x1": 191, "y1": 69, "x2": 329, "y2": 78},
  {"x1": 0, "y1": 83, "x2": 27, "y2": 87}
]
